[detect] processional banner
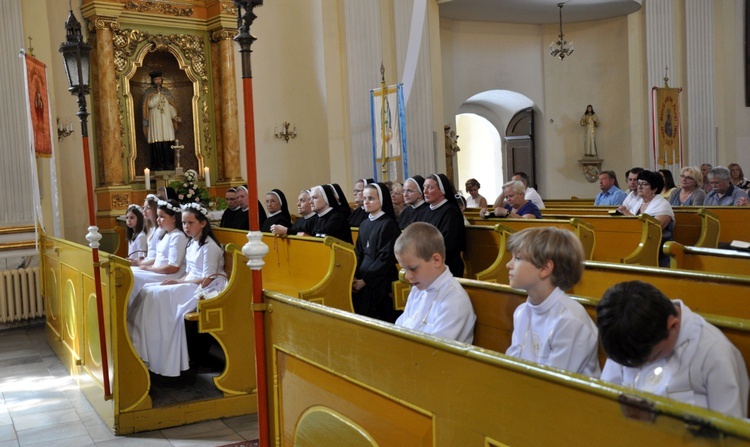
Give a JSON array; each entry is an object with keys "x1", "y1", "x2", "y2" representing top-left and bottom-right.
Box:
[
  {"x1": 370, "y1": 83, "x2": 408, "y2": 183},
  {"x1": 652, "y1": 87, "x2": 682, "y2": 168},
  {"x1": 24, "y1": 54, "x2": 52, "y2": 158}
]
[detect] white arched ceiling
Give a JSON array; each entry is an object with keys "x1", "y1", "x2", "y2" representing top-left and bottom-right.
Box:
[{"x1": 456, "y1": 90, "x2": 535, "y2": 137}]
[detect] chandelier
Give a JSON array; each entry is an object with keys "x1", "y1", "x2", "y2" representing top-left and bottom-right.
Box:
[{"x1": 549, "y1": 2, "x2": 574, "y2": 60}]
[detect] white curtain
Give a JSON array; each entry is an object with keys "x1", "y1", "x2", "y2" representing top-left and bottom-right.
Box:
[{"x1": 0, "y1": 0, "x2": 35, "y2": 226}]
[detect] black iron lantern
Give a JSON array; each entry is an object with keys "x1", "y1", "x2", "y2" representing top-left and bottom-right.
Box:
[{"x1": 59, "y1": 9, "x2": 91, "y2": 96}]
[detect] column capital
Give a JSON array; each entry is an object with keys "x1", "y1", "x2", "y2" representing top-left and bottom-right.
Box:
[
  {"x1": 211, "y1": 28, "x2": 239, "y2": 43},
  {"x1": 87, "y1": 16, "x2": 120, "y2": 32}
]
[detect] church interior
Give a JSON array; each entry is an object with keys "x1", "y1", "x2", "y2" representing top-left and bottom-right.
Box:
[{"x1": 1, "y1": 0, "x2": 750, "y2": 445}]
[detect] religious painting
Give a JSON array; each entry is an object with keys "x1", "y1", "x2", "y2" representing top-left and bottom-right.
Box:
[
  {"x1": 370, "y1": 83, "x2": 408, "y2": 183},
  {"x1": 24, "y1": 54, "x2": 52, "y2": 158},
  {"x1": 653, "y1": 87, "x2": 682, "y2": 168},
  {"x1": 129, "y1": 51, "x2": 197, "y2": 175}
]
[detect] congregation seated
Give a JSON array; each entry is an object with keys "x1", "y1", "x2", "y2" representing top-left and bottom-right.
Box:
[
  {"x1": 659, "y1": 169, "x2": 678, "y2": 199},
  {"x1": 667, "y1": 166, "x2": 706, "y2": 206},
  {"x1": 419, "y1": 173, "x2": 466, "y2": 277},
  {"x1": 594, "y1": 170, "x2": 626, "y2": 206},
  {"x1": 389, "y1": 182, "x2": 405, "y2": 219},
  {"x1": 307, "y1": 184, "x2": 353, "y2": 244},
  {"x1": 271, "y1": 189, "x2": 317, "y2": 236},
  {"x1": 394, "y1": 222, "x2": 475, "y2": 343},
  {"x1": 348, "y1": 178, "x2": 373, "y2": 227},
  {"x1": 597, "y1": 281, "x2": 749, "y2": 419},
  {"x1": 329, "y1": 183, "x2": 352, "y2": 221},
  {"x1": 621, "y1": 167, "x2": 644, "y2": 210},
  {"x1": 398, "y1": 175, "x2": 429, "y2": 230},
  {"x1": 221, "y1": 185, "x2": 267, "y2": 230},
  {"x1": 487, "y1": 171, "x2": 545, "y2": 213},
  {"x1": 219, "y1": 187, "x2": 240, "y2": 228},
  {"x1": 464, "y1": 178, "x2": 487, "y2": 209},
  {"x1": 488, "y1": 180, "x2": 542, "y2": 219},
  {"x1": 260, "y1": 189, "x2": 291, "y2": 232},
  {"x1": 729, "y1": 162, "x2": 750, "y2": 192},
  {"x1": 140, "y1": 194, "x2": 164, "y2": 267},
  {"x1": 705, "y1": 166, "x2": 750, "y2": 206},
  {"x1": 617, "y1": 170, "x2": 673, "y2": 267},
  {"x1": 128, "y1": 203, "x2": 227, "y2": 380}
]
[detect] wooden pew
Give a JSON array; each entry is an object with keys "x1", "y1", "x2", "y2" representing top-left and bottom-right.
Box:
[
  {"x1": 469, "y1": 214, "x2": 659, "y2": 266},
  {"x1": 40, "y1": 232, "x2": 258, "y2": 434},
  {"x1": 457, "y1": 278, "x2": 750, "y2": 417},
  {"x1": 569, "y1": 261, "x2": 750, "y2": 320},
  {"x1": 214, "y1": 228, "x2": 357, "y2": 312},
  {"x1": 678, "y1": 206, "x2": 750, "y2": 245},
  {"x1": 264, "y1": 290, "x2": 750, "y2": 445},
  {"x1": 540, "y1": 207, "x2": 720, "y2": 249},
  {"x1": 665, "y1": 241, "x2": 750, "y2": 276}
]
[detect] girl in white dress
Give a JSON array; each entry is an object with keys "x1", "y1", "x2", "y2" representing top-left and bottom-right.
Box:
[
  {"x1": 129, "y1": 199, "x2": 188, "y2": 306},
  {"x1": 125, "y1": 204, "x2": 149, "y2": 265},
  {"x1": 141, "y1": 194, "x2": 164, "y2": 265},
  {"x1": 128, "y1": 203, "x2": 226, "y2": 377}
]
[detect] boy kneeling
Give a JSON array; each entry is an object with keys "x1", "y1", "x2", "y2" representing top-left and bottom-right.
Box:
[{"x1": 597, "y1": 281, "x2": 749, "y2": 418}]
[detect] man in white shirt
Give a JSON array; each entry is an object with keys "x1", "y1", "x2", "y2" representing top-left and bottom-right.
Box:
[{"x1": 621, "y1": 167, "x2": 644, "y2": 211}]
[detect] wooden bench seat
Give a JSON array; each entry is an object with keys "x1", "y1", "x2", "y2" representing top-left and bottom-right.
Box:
[
  {"x1": 469, "y1": 214, "x2": 661, "y2": 266},
  {"x1": 665, "y1": 241, "x2": 750, "y2": 276}
]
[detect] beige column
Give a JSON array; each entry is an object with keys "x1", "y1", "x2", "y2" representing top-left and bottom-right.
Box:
[
  {"x1": 91, "y1": 18, "x2": 124, "y2": 186},
  {"x1": 213, "y1": 30, "x2": 241, "y2": 182}
]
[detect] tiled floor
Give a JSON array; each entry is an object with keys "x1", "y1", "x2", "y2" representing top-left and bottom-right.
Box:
[{"x1": 0, "y1": 324, "x2": 259, "y2": 446}]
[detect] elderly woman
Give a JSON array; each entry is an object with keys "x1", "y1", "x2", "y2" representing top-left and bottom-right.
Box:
[
  {"x1": 617, "y1": 170, "x2": 674, "y2": 266},
  {"x1": 668, "y1": 166, "x2": 706, "y2": 206},
  {"x1": 493, "y1": 180, "x2": 542, "y2": 219},
  {"x1": 398, "y1": 176, "x2": 428, "y2": 230},
  {"x1": 261, "y1": 189, "x2": 292, "y2": 232},
  {"x1": 420, "y1": 174, "x2": 466, "y2": 277}
]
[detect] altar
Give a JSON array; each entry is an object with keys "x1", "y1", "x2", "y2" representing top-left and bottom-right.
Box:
[{"x1": 83, "y1": 1, "x2": 245, "y2": 228}]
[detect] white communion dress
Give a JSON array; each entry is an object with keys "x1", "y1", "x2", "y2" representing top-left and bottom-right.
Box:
[{"x1": 128, "y1": 237, "x2": 225, "y2": 377}]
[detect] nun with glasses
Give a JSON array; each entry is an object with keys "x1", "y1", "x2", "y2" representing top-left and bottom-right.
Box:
[
  {"x1": 398, "y1": 175, "x2": 429, "y2": 230},
  {"x1": 349, "y1": 178, "x2": 375, "y2": 227},
  {"x1": 261, "y1": 189, "x2": 292, "y2": 232}
]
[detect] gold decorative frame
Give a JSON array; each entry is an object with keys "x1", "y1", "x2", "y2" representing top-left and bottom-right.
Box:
[{"x1": 113, "y1": 27, "x2": 212, "y2": 182}]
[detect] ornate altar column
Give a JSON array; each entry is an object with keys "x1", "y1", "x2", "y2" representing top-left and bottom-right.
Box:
[
  {"x1": 89, "y1": 17, "x2": 124, "y2": 186},
  {"x1": 213, "y1": 30, "x2": 242, "y2": 182}
]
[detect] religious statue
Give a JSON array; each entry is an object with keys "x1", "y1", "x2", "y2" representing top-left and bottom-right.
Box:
[
  {"x1": 580, "y1": 104, "x2": 599, "y2": 158},
  {"x1": 444, "y1": 124, "x2": 460, "y2": 184},
  {"x1": 142, "y1": 71, "x2": 181, "y2": 171}
]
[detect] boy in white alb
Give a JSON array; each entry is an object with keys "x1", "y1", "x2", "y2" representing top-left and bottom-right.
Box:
[
  {"x1": 597, "y1": 281, "x2": 748, "y2": 419},
  {"x1": 395, "y1": 222, "x2": 476, "y2": 343},
  {"x1": 505, "y1": 227, "x2": 600, "y2": 377}
]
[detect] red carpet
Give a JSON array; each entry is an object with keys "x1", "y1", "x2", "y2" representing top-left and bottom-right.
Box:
[{"x1": 217, "y1": 440, "x2": 259, "y2": 447}]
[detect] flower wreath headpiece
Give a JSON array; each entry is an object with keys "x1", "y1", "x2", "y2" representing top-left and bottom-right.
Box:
[
  {"x1": 145, "y1": 193, "x2": 159, "y2": 203},
  {"x1": 157, "y1": 200, "x2": 180, "y2": 213},
  {"x1": 127, "y1": 204, "x2": 144, "y2": 214},
  {"x1": 180, "y1": 202, "x2": 210, "y2": 219}
]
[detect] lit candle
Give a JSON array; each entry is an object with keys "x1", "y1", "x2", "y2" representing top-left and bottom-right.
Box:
[
  {"x1": 144, "y1": 168, "x2": 151, "y2": 190},
  {"x1": 204, "y1": 166, "x2": 211, "y2": 188}
]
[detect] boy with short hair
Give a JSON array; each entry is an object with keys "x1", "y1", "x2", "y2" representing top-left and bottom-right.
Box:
[
  {"x1": 597, "y1": 281, "x2": 749, "y2": 418},
  {"x1": 394, "y1": 222, "x2": 476, "y2": 343},
  {"x1": 505, "y1": 227, "x2": 600, "y2": 377}
]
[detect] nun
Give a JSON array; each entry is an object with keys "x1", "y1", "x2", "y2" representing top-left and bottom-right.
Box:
[
  {"x1": 309, "y1": 184, "x2": 353, "y2": 244},
  {"x1": 261, "y1": 189, "x2": 292, "y2": 232},
  {"x1": 419, "y1": 173, "x2": 466, "y2": 278},
  {"x1": 348, "y1": 178, "x2": 375, "y2": 227},
  {"x1": 398, "y1": 175, "x2": 429, "y2": 230}
]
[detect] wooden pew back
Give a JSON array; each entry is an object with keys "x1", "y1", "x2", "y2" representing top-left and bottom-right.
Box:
[
  {"x1": 214, "y1": 228, "x2": 356, "y2": 312},
  {"x1": 265, "y1": 290, "x2": 750, "y2": 445},
  {"x1": 665, "y1": 241, "x2": 750, "y2": 276},
  {"x1": 571, "y1": 261, "x2": 750, "y2": 320}
]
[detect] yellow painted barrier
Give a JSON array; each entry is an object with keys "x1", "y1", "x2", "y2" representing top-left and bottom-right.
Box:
[{"x1": 665, "y1": 241, "x2": 750, "y2": 276}]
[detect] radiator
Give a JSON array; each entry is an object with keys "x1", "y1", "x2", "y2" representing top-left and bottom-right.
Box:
[{"x1": 0, "y1": 268, "x2": 43, "y2": 323}]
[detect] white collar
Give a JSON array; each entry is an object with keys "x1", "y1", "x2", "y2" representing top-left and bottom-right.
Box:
[
  {"x1": 429, "y1": 198, "x2": 448, "y2": 210},
  {"x1": 303, "y1": 212, "x2": 316, "y2": 219},
  {"x1": 369, "y1": 210, "x2": 385, "y2": 220},
  {"x1": 411, "y1": 199, "x2": 425, "y2": 208},
  {"x1": 268, "y1": 210, "x2": 281, "y2": 217},
  {"x1": 317, "y1": 207, "x2": 333, "y2": 216}
]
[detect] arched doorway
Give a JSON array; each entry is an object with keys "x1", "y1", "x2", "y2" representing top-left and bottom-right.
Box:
[{"x1": 455, "y1": 90, "x2": 536, "y2": 200}]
